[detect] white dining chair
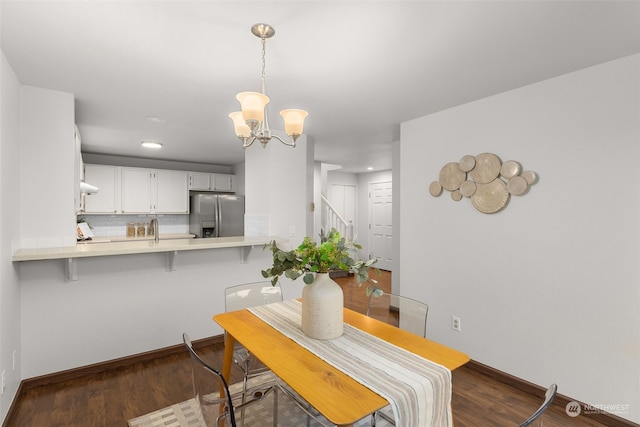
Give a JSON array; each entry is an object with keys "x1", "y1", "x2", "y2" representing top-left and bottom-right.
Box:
[
  {"x1": 224, "y1": 281, "x2": 283, "y2": 424},
  {"x1": 366, "y1": 292, "x2": 429, "y2": 425},
  {"x1": 366, "y1": 292, "x2": 429, "y2": 338},
  {"x1": 519, "y1": 384, "x2": 558, "y2": 427},
  {"x1": 183, "y1": 332, "x2": 276, "y2": 427}
]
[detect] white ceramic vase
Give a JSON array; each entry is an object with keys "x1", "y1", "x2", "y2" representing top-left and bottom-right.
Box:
[{"x1": 301, "y1": 273, "x2": 344, "y2": 339}]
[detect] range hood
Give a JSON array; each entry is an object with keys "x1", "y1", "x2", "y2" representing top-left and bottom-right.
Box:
[{"x1": 80, "y1": 181, "x2": 99, "y2": 194}]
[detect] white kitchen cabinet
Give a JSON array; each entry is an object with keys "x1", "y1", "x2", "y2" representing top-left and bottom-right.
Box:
[
  {"x1": 155, "y1": 169, "x2": 188, "y2": 213},
  {"x1": 83, "y1": 164, "x2": 121, "y2": 214},
  {"x1": 212, "y1": 173, "x2": 234, "y2": 192},
  {"x1": 121, "y1": 168, "x2": 152, "y2": 213},
  {"x1": 188, "y1": 172, "x2": 235, "y2": 192},
  {"x1": 83, "y1": 165, "x2": 217, "y2": 215},
  {"x1": 188, "y1": 172, "x2": 211, "y2": 191},
  {"x1": 122, "y1": 167, "x2": 188, "y2": 214},
  {"x1": 74, "y1": 126, "x2": 83, "y2": 214}
]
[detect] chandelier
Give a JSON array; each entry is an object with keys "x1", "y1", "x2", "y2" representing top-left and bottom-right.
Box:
[{"x1": 229, "y1": 23, "x2": 308, "y2": 149}]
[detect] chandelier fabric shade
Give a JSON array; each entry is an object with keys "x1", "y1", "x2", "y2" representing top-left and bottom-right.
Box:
[
  {"x1": 229, "y1": 23, "x2": 308, "y2": 148},
  {"x1": 228, "y1": 111, "x2": 251, "y2": 139},
  {"x1": 236, "y1": 91, "x2": 269, "y2": 124},
  {"x1": 280, "y1": 109, "x2": 309, "y2": 138}
]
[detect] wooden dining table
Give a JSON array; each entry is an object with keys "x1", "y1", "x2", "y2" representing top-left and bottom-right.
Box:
[{"x1": 213, "y1": 304, "x2": 470, "y2": 426}]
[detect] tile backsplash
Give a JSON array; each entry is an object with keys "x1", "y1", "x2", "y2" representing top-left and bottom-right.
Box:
[{"x1": 79, "y1": 214, "x2": 189, "y2": 237}]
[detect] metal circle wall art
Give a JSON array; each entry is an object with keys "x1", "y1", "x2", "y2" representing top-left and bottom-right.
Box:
[{"x1": 429, "y1": 153, "x2": 538, "y2": 214}]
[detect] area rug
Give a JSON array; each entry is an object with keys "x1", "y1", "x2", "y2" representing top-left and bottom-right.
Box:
[{"x1": 128, "y1": 373, "x2": 392, "y2": 426}]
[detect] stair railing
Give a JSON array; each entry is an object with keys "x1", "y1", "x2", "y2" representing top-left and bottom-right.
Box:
[{"x1": 320, "y1": 194, "x2": 354, "y2": 242}]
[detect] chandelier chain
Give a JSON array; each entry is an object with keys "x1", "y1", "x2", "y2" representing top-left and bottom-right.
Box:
[{"x1": 259, "y1": 36, "x2": 270, "y2": 135}]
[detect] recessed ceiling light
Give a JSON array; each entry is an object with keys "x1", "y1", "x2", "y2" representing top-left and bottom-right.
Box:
[
  {"x1": 367, "y1": 167, "x2": 374, "y2": 171},
  {"x1": 141, "y1": 141, "x2": 163, "y2": 149},
  {"x1": 146, "y1": 116, "x2": 166, "y2": 123}
]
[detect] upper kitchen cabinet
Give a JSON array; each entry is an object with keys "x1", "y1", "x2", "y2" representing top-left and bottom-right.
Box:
[
  {"x1": 189, "y1": 172, "x2": 211, "y2": 191},
  {"x1": 121, "y1": 168, "x2": 152, "y2": 213},
  {"x1": 188, "y1": 172, "x2": 235, "y2": 192},
  {"x1": 83, "y1": 164, "x2": 121, "y2": 214},
  {"x1": 213, "y1": 173, "x2": 234, "y2": 192},
  {"x1": 121, "y1": 167, "x2": 188, "y2": 214},
  {"x1": 155, "y1": 169, "x2": 189, "y2": 213}
]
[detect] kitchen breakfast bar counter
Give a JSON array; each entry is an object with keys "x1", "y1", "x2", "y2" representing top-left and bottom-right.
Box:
[{"x1": 13, "y1": 235, "x2": 285, "y2": 281}]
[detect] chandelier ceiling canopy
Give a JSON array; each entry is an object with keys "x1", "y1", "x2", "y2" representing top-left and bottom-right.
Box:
[{"x1": 229, "y1": 23, "x2": 308, "y2": 149}]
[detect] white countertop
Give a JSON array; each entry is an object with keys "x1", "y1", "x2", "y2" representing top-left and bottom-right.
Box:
[{"x1": 13, "y1": 235, "x2": 285, "y2": 262}]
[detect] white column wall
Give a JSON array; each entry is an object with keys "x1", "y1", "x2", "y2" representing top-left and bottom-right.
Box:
[
  {"x1": 244, "y1": 132, "x2": 312, "y2": 245},
  {"x1": 19, "y1": 86, "x2": 75, "y2": 249},
  {"x1": 313, "y1": 162, "x2": 322, "y2": 241},
  {"x1": 391, "y1": 139, "x2": 401, "y2": 294},
  {"x1": 0, "y1": 51, "x2": 22, "y2": 421},
  {"x1": 400, "y1": 54, "x2": 640, "y2": 423},
  {"x1": 243, "y1": 132, "x2": 313, "y2": 299}
]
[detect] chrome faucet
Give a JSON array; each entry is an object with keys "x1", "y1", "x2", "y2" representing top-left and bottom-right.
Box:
[{"x1": 150, "y1": 217, "x2": 159, "y2": 242}]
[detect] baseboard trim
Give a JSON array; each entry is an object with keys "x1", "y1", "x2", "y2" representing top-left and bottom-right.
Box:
[
  {"x1": 5, "y1": 339, "x2": 637, "y2": 427},
  {"x1": 19, "y1": 335, "x2": 223, "y2": 392},
  {"x1": 3, "y1": 335, "x2": 224, "y2": 427},
  {"x1": 466, "y1": 360, "x2": 639, "y2": 427}
]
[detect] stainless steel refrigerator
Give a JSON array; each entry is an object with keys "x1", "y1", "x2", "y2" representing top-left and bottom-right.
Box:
[{"x1": 189, "y1": 193, "x2": 245, "y2": 238}]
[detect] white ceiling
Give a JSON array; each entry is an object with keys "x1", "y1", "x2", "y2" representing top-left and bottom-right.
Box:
[{"x1": 2, "y1": 1, "x2": 639, "y2": 173}]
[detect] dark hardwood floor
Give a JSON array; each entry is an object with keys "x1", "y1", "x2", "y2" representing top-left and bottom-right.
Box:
[{"x1": 5, "y1": 271, "x2": 622, "y2": 427}]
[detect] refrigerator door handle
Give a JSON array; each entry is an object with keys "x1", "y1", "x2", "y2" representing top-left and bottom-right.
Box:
[{"x1": 216, "y1": 196, "x2": 221, "y2": 237}]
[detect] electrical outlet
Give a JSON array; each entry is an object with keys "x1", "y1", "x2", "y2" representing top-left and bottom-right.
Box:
[{"x1": 452, "y1": 316, "x2": 461, "y2": 332}]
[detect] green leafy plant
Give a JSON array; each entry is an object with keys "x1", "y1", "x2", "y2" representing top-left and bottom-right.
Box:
[{"x1": 262, "y1": 229, "x2": 379, "y2": 292}]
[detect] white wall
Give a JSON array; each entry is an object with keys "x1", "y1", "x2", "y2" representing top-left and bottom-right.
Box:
[
  {"x1": 0, "y1": 51, "x2": 22, "y2": 421},
  {"x1": 18, "y1": 248, "x2": 289, "y2": 378},
  {"x1": 19, "y1": 86, "x2": 76, "y2": 249},
  {"x1": 391, "y1": 139, "x2": 401, "y2": 294},
  {"x1": 313, "y1": 162, "x2": 322, "y2": 240},
  {"x1": 233, "y1": 160, "x2": 245, "y2": 196},
  {"x1": 400, "y1": 54, "x2": 640, "y2": 423},
  {"x1": 244, "y1": 133, "x2": 313, "y2": 244},
  {"x1": 304, "y1": 140, "x2": 315, "y2": 238}
]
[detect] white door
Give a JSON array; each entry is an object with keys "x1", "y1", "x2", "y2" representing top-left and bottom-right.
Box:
[{"x1": 369, "y1": 181, "x2": 393, "y2": 271}]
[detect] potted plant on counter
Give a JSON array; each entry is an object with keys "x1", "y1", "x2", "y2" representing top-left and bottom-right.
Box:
[{"x1": 262, "y1": 229, "x2": 378, "y2": 339}]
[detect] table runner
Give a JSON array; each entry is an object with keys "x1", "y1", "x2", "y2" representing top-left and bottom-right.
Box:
[{"x1": 248, "y1": 300, "x2": 452, "y2": 426}]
